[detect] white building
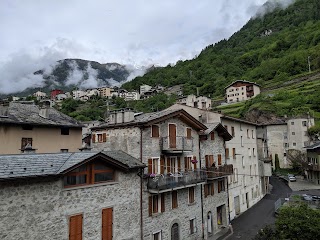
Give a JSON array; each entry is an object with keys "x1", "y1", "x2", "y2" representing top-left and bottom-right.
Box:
[
  {"x1": 225, "y1": 80, "x2": 261, "y2": 103},
  {"x1": 139, "y1": 84, "x2": 152, "y2": 95},
  {"x1": 177, "y1": 94, "x2": 212, "y2": 110},
  {"x1": 72, "y1": 90, "x2": 87, "y2": 100},
  {"x1": 86, "y1": 89, "x2": 99, "y2": 98},
  {"x1": 33, "y1": 91, "x2": 47, "y2": 100},
  {"x1": 124, "y1": 91, "x2": 140, "y2": 101}
]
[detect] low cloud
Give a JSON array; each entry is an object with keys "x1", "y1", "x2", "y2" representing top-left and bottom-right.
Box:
[{"x1": 254, "y1": 0, "x2": 295, "y2": 18}]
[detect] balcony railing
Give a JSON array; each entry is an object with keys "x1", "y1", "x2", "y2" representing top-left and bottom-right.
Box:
[
  {"x1": 147, "y1": 169, "x2": 207, "y2": 192},
  {"x1": 307, "y1": 165, "x2": 320, "y2": 171},
  {"x1": 161, "y1": 136, "x2": 193, "y2": 153},
  {"x1": 206, "y1": 164, "x2": 234, "y2": 179}
]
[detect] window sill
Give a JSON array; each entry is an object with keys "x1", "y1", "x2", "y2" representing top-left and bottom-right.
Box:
[
  {"x1": 188, "y1": 202, "x2": 196, "y2": 206},
  {"x1": 151, "y1": 212, "x2": 163, "y2": 217},
  {"x1": 63, "y1": 181, "x2": 119, "y2": 191}
]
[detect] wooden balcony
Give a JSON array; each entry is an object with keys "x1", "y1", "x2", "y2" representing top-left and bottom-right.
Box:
[
  {"x1": 147, "y1": 169, "x2": 207, "y2": 193},
  {"x1": 206, "y1": 164, "x2": 233, "y2": 179},
  {"x1": 161, "y1": 136, "x2": 193, "y2": 153}
]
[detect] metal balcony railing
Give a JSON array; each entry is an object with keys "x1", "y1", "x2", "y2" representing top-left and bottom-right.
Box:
[
  {"x1": 206, "y1": 164, "x2": 234, "y2": 179},
  {"x1": 161, "y1": 136, "x2": 193, "y2": 152},
  {"x1": 147, "y1": 169, "x2": 207, "y2": 192}
]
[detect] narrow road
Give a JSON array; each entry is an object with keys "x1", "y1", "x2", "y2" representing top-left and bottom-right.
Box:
[{"x1": 227, "y1": 176, "x2": 292, "y2": 240}]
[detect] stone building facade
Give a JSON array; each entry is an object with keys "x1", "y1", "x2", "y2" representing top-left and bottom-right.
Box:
[
  {"x1": 91, "y1": 108, "x2": 233, "y2": 240},
  {"x1": 0, "y1": 151, "x2": 145, "y2": 240}
]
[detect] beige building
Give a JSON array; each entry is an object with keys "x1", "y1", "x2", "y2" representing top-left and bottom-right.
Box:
[
  {"x1": 98, "y1": 87, "x2": 112, "y2": 98},
  {"x1": 225, "y1": 80, "x2": 261, "y2": 103},
  {"x1": 0, "y1": 101, "x2": 83, "y2": 154}
]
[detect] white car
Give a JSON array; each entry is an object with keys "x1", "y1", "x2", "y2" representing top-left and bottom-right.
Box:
[{"x1": 288, "y1": 174, "x2": 296, "y2": 182}]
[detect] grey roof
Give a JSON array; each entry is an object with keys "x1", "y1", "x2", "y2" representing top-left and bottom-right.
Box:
[
  {"x1": 305, "y1": 142, "x2": 320, "y2": 150},
  {"x1": 0, "y1": 151, "x2": 145, "y2": 181},
  {"x1": 224, "y1": 80, "x2": 261, "y2": 89},
  {"x1": 203, "y1": 123, "x2": 220, "y2": 135},
  {"x1": 201, "y1": 122, "x2": 233, "y2": 141},
  {"x1": 0, "y1": 102, "x2": 83, "y2": 127}
]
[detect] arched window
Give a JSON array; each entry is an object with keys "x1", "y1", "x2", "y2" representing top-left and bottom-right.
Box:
[{"x1": 171, "y1": 223, "x2": 179, "y2": 240}]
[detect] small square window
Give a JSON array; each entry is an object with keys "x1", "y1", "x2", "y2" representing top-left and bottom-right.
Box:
[
  {"x1": 61, "y1": 127, "x2": 69, "y2": 135},
  {"x1": 60, "y1": 149, "x2": 68, "y2": 153},
  {"x1": 302, "y1": 121, "x2": 307, "y2": 127},
  {"x1": 293, "y1": 143, "x2": 296, "y2": 146},
  {"x1": 291, "y1": 122, "x2": 294, "y2": 125},
  {"x1": 292, "y1": 132, "x2": 295, "y2": 135}
]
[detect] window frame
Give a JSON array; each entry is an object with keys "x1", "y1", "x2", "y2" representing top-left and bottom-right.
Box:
[
  {"x1": 21, "y1": 137, "x2": 33, "y2": 150},
  {"x1": 151, "y1": 125, "x2": 160, "y2": 138},
  {"x1": 189, "y1": 217, "x2": 197, "y2": 235},
  {"x1": 186, "y1": 127, "x2": 192, "y2": 139}
]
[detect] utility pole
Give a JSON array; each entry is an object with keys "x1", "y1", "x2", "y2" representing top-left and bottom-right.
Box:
[{"x1": 308, "y1": 56, "x2": 311, "y2": 73}]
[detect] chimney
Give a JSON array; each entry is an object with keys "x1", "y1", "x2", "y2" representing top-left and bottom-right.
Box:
[
  {"x1": 109, "y1": 108, "x2": 134, "y2": 124},
  {"x1": 39, "y1": 101, "x2": 51, "y2": 119},
  {"x1": 79, "y1": 143, "x2": 92, "y2": 152},
  {"x1": 0, "y1": 101, "x2": 9, "y2": 117}
]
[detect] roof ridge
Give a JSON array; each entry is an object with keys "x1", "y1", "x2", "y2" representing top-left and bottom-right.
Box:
[{"x1": 56, "y1": 152, "x2": 75, "y2": 174}]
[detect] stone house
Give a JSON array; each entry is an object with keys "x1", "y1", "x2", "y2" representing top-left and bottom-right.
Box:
[
  {"x1": 167, "y1": 104, "x2": 267, "y2": 221},
  {"x1": 225, "y1": 80, "x2": 260, "y2": 103},
  {"x1": 305, "y1": 142, "x2": 320, "y2": 184},
  {"x1": 0, "y1": 101, "x2": 83, "y2": 154},
  {"x1": 0, "y1": 151, "x2": 145, "y2": 240},
  {"x1": 91, "y1": 108, "x2": 233, "y2": 240}
]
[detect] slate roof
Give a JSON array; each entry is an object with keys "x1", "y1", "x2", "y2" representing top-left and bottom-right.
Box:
[
  {"x1": 0, "y1": 102, "x2": 83, "y2": 127},
  {"x1": 305, "y1": 142, "x2": 320, "y2": 150},
  {"x1": 201, "y1": 122, "x2": 233, "y2": 141},
  {"x1": 0, "y1": 151, "x2": 145, "y2": 181},
  {"x1": 224, "y1": 80, "x2": 261, "y2": 89}
]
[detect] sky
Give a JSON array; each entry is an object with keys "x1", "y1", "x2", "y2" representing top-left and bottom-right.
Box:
[{"x1": 0, "y1": 0, "x2": 294, "y2": 94}]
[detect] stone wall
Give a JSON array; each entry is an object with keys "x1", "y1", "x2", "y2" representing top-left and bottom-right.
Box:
[{"x1": 0, "y1": 171, "x2": 141, "y2": 240}]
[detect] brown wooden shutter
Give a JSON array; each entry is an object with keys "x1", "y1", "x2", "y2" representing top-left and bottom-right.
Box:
[
  {"x1": 148, "y1": 196, "x2": 153, "y2": 216},
  {"x1": 218, "y1": 154, "x2": 222, "y2": 165},
  {"x1": 193, "y1": 156, "x2": 197, "y2": 169},
  {"x1": 91, "y1": 134, "x2": 96, "y2": 143},
  {"x1": 172, "y1": 191, "x2": 178, "y2": 208},
  {"x1": 69, "y1": 214, "x2": 82, "y2": 240},
  {"x1": 205, "y1": 155, "x2": 209, "y2": 168},
  {"x1": 167, "y1": 157, "x2": 171, "y2": 173},
  {"x1": 102, "y1": 133, "x2": 107, "y2": 142},
  {"x1": 177, "y1": 157, "x2": 181, "y2": 172},
  {"x1": 152, "y1": 125, "x2": 159, "y2": 138},
  {"x1": 211, "y1": 132, "x2": 215, "y2": 140},
  {"x1": 187, "y1": 128, "x2": 192, "y2": 139},
  {"x1": 211, "y1": 183, "x2": 215, "y2": 195},
  {"x1": 161, "y1": 193, "x2": 165, "y2": 212},
  {"x1": 102, "y1": 208, "x2": 113, "y2": 240},
  {"x1": 160, "y1": 156, "x2": 165, "y2": 174},
  {"x1": 148, "y1": 159, "x2": 152, "y2": 174},
  {"x1": 225, "y1": 148, "x2": 229, "y2": 159},
  {"x1": 204, "y1": 184, "x2": 208, "y2": 198}
]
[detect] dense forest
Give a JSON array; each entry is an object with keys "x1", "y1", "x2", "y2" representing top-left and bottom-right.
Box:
[{"x1": 122, "y1": 0, "x2": 320, "y2": 98}]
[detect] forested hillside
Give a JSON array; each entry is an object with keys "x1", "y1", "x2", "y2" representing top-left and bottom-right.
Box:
[{"x1": 122, "y1": 0, "x2": 320, "y2": 98}]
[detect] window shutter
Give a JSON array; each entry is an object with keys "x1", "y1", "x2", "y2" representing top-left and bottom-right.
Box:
[
  {"x1": 161, "y1": 193, "x2": 165, "y2": 212},
  {"x1": 225, "y1": 148, "x2": 229, "y2": 159},
  {"x1": 211, "y1": 183, "x2": 214, "y2": 195},
  {"x1": 92, "y1": 134, "x2": 96, "y2": 143},
  {"x1": 160, "y1": 156, "x2": 165, "y2": 174},
  {"x1": 218, "y1": 154, "x2": 222, "y2": 165},
  {"x1": 177, "y1": 157, "x2": 181, "y2": 172},
  {"x1": 218, "y1": 181, "x2": 221, "y2": 193},
  {"x1": 204, "y1": 185, "x2": 208, "y2": 198},
  {"x1": 69, "y1": 214, "x2": 82, "y2": 240},
  {"x1": 148, "y1": 159, "x2": 152, "y2": 174},
  {"x1": 184, "y1": 157, "x2": 188, "y2": 171},
  {"x1": 205, "y1": 155, "x2": 209, "y2": 168},
  {"x1": 167, "y1": 157, "x2": 171, "y2": 173},
  {"x1": 102, "y1": 133, "x2": 107, "y2": 142},
  {"x1": 211, "y1": 132, "x2": 215, "y2": 140},
  {"x1": 102, "y1": 208, "x2": 113, "y2": 240},
  {"x1": 149, "y1": 196, "x2": 152, "y2": 216},
  {"x1": 187, "y1": 128, "x2": 192, "y2": 139},
  {"x1": 193, "y1": 156, "x2": 197, "y2": 169}
]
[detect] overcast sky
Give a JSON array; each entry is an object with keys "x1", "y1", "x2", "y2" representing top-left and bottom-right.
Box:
[{"x1": 0, "y1": 0, "x2": 295, "y2": 94}]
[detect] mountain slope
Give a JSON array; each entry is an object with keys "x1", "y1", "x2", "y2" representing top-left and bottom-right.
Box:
[{"x1": 122, "y1": 0, "x2": 320, "y2": 98}]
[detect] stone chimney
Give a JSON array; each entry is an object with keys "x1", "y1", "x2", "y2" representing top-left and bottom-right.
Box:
[
  {"x1": 0, "y1": 101, "x2": 9, "y2": 117},
  {"x1": 109, "y1": 108, "x2": 134, "y2": 124},
  {"x1": 39, "y1": 101, "x2": 51, "y2": 119}
]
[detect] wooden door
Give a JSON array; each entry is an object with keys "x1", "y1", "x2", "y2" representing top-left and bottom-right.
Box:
[
  {"x1": 171, "y1": 223, "x2": 180, "y2": 240},
  {"x1": 169, "y1": 124, "x2": 177, "y2": 148},
  {"x1": 102, "y1": 208, "x2": 113, "y2": 240},
  {"x1": 69, "y1": 214, "x2": 82, "y2": 240}
]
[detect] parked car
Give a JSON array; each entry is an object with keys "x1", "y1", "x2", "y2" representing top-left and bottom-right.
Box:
[
  {"x1": 288, "y1": 174, "x2": 296, "y2": 182},
  {"x1": 302, "y1": 194, "x2": 313, "y2": 201}
]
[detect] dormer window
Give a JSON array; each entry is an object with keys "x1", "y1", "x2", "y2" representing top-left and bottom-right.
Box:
[{"x1": 64, "y1": 161, "x2": 115, "y2": 187}]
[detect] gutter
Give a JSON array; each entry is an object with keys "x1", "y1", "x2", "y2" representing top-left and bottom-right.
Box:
[{"x1": 140, "y1": 127, "x2": 144, "y2": 240}]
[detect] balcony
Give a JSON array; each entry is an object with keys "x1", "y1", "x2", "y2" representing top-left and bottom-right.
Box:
[
  {"x1": 147, "y1": 169, "x2": 207, "y2": 193},
  {"x1": 206, "y1": 164, "x2": 234, "y2": 179},
  {"x1": 307, "y1": 165, "x2": 320, "y2": 171},
  {"x1": 161, "y1": 136, "x2": 193, "y2": 153}
]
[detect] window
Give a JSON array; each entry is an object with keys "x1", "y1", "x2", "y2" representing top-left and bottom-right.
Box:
[
  {"x1": 218, "y1": 180, "x2": 225, "y2": 193},
  {"x1": 96, "y1": 133, "x2": 107, "y2": 143},
  {"x1": 186, "y1": 128, "x2": 192, "y2": 139},
  {"x1": 224, "y1": 125, "x2": 228, "y2": 132},
  {"x1": 205, "y1": 155, "x2": 214, "y2": 168},
  {"x1": 184, "y1": 156, "x2": 195, "y2": 171},
  {"x1": 190, "y1": 218, "x2": 197, "y2": 234},
  {"x1": 61, "y1": 127, "x2": 70, "y2": 135},
  {"x1": 247, "y1": 129, "x2": 250, "y2": 138},
  {"x1": 149, "y1": 193, "x2": 165, "y2": 216},
  {"x1": 21, "y1": 137, "x2": 32, "y2": 150},
  {"x1": 148, "y1": 158, "x2": 160, "y2": 174},
  {"x1": 172, "y1": 191, "x2": 178, "y2": 209},
  {"x1": 253, "y1": 148, "x2": 255, "y2": 157},
  {"x1": 218, "y1": 154, "x2": 222, "y2": 165},
  {"x1": 225, "y1": 148, "x2": 229, "y2": 159},
  {"x1": 291, "y1": 121, "x2": 294, "y2": 125},
  {"x1": 232, "y1": 148, "x2": 236, "y2": 159},
  {"x1": 102, "y1": 208, "x2": 113, "y2": 240},
  {"x1": 61, "y1": 149, "x2": 69, "y2": 153},
  {"x1": 284, "y1": 152, "x2": 287, "y2": 157},
  {"x1": 189, "y1": 187, "x2": 195, "y2": 204},
  {"x1": 204, "y1": 182, "x2": 214, "y2": 197},
  {"x1": 251, "y1": 130, "x2": 254, "y2": 139},
  {"x1": 293, "y1": 142, "x2": 296, "y2": 146},
  {"x1": 302, "y1": 121, "x2": 307, "y2": 127},
  {"x1": 248, "y1": 148, "x2": 251, "y2": 157},
  {"x1": 231, "y1": 126, "x2": 235, "y2": 137},
  {"x1": 69, "y1": 214, "x2": 83, "y2": 240},
  {"x1": 64, "y1": 161, "x2": 115, "y2": 187},
  {"x1": 241, "y1": 136, "x2": 243, "y2": 147},
  {"x1": 292, "y1": 132, "x2": 295, "y2": 135},
  {"x1": 152, "y1": 125, "x2": 160, "y2": 138},
  {"x1": 153, "y1": 231, "x2": 162, "y2": 240},
  {"x1": 210, "y1": 132, "x2": 215, "y2": 140}
]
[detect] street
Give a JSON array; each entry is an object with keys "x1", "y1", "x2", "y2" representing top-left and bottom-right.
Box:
[{"x1": 227, "y1": 176, "x2": 292, "y2": 240}]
